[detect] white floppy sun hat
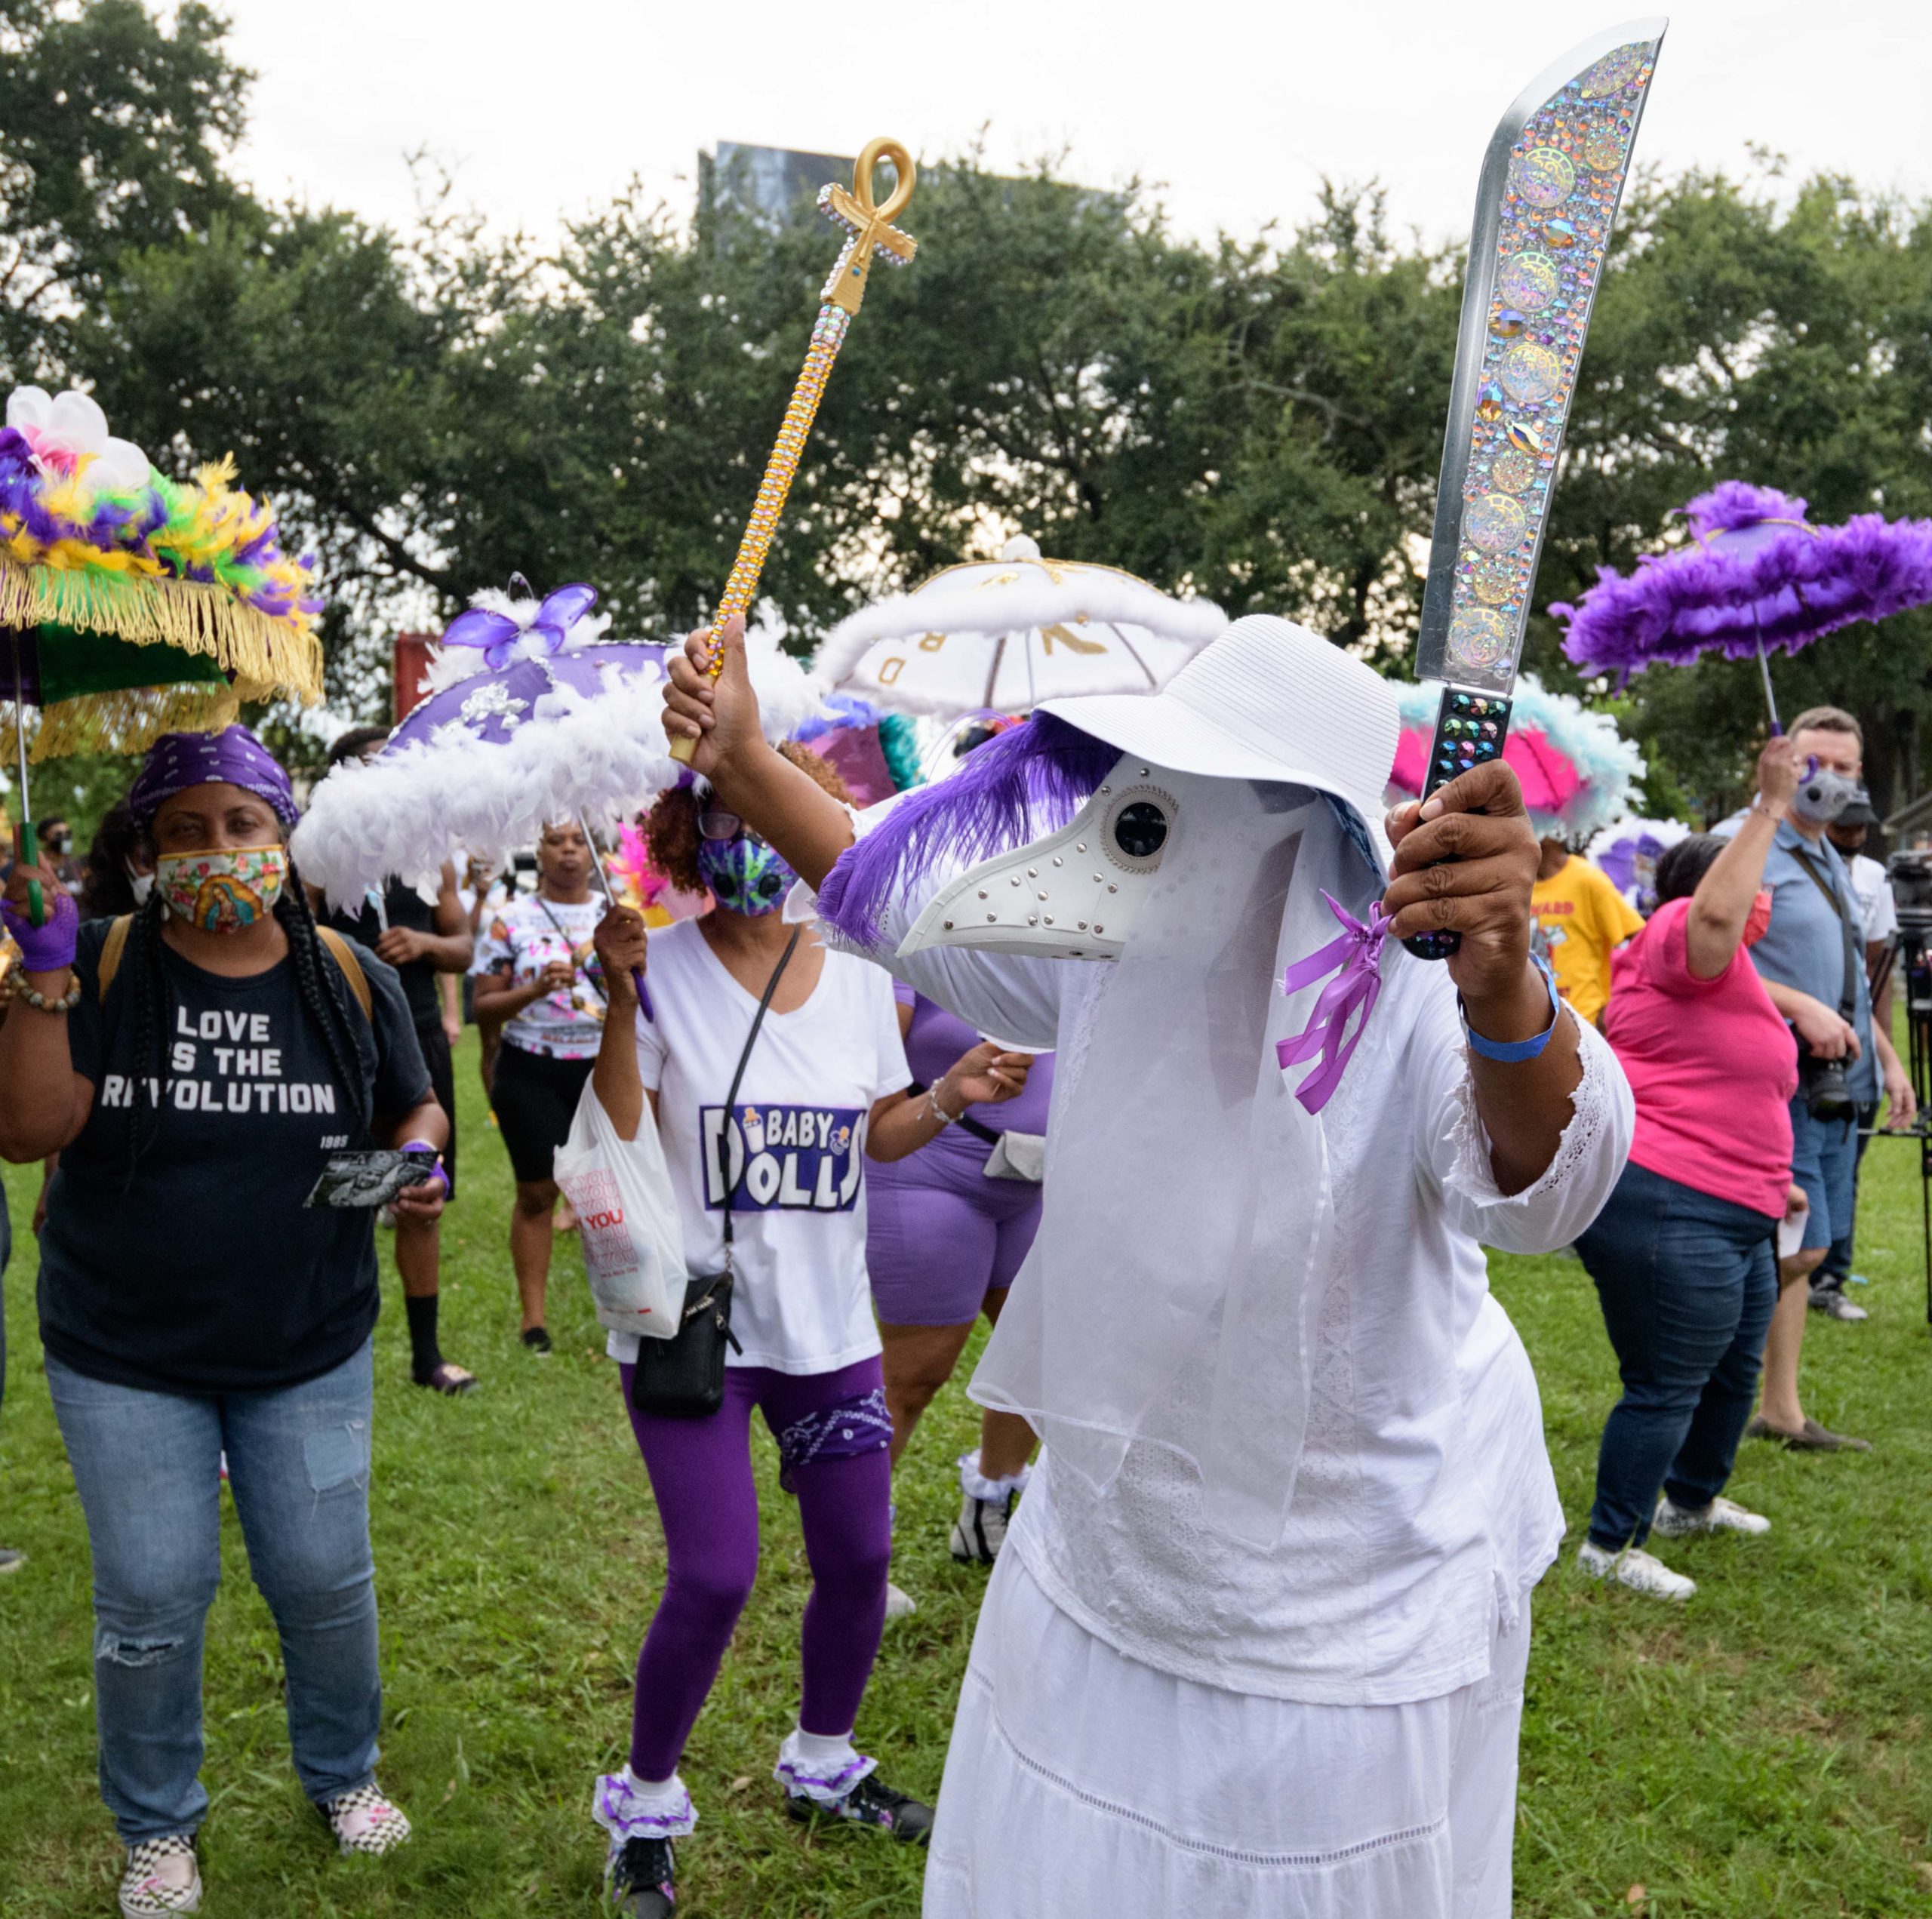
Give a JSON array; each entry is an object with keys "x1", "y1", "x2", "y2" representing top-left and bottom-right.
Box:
[
  {"x1": 897, "y1": 615, "x2": 1403, "y2": 964},
  {"x1": 1035, "y1": 613, "x2": 1400, "y2": 843}
]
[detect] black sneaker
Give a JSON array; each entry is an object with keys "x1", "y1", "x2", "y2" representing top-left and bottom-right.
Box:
[
  {"x1": 606, "y1": 1835, "x2": 675, "y2": 1916},
  {"x1": 521, "y1": 1327, "x2": 554, "y2": 1355},
  {"x1": 784, "y1": 1773, "x2": 934, "y2": 1845}
]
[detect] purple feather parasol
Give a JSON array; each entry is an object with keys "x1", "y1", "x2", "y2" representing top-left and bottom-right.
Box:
[{"x1": 1553, "y1": 484, "x2": 1932, "y2": 721}]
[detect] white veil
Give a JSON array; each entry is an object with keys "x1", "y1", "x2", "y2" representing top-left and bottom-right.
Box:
[{"x1": 971, "y1": 769, "x2": 1381, "y2": 1549}]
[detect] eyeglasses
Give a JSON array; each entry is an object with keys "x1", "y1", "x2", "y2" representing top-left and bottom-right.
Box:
[{"x1": 697, "y1": 810, "x2": 743, "y2": 843}]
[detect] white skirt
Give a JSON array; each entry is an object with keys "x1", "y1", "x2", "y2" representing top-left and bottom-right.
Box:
[{"x1": 924, "y1": 1551, "x2": 1530, "y2": 1919}]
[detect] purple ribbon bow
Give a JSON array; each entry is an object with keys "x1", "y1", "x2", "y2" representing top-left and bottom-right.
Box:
[
  {"x1": 441, "y1": 582, "x2": 598, "y2": 670},
  {"x1": 1275, "y1": 890, "x2": 1390, "y2": 1115}
]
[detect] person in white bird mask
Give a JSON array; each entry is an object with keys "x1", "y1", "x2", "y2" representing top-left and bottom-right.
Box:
[{"x1": 663, "y1": 609, "x2": 1633, "y2": 1919}]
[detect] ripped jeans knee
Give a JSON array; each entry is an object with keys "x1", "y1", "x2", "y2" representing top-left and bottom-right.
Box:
[{"x1": 95, "y1": 1622, "x2": 198, "y2": 1671}]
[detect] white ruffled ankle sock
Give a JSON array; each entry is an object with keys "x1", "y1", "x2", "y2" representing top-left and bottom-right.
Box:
[
  {"x1": 958, "y1": 1448, "x2": 1032, "y2": 1502},
  {"x1": 593, "y1": 1764, "x2": 697, "y2": 1841},
  {"x1": 775, "y1": 1726, "x2": 873, "y2": 1805}
]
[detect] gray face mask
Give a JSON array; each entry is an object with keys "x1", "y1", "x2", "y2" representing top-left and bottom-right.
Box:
[
  {"x1": 1790, "y1": 761, "x2": 1859, "y2": 827},
  {"x1": 126, "y1": 866, "x2": 154, "y2": 906}
]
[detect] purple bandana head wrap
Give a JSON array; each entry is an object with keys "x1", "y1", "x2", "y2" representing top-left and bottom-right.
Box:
[{"x1": 126, "y1": 724, "x2": 300, "y2": 830}]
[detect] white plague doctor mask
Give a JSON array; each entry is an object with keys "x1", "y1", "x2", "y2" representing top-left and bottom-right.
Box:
[{"x1": 897, "y1": 616, "x2": 1406, "y2": 1548}]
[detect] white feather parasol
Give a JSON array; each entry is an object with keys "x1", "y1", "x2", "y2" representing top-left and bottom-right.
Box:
[
  {"x1": 813, "y1": 535, "x2": 1226, "y2": 718},
  {"x1": 291, "y1": 598, "x2": 823, "y2": 911}
]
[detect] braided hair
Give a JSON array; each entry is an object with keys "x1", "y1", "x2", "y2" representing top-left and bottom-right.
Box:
[{"x1": 119, "y1": 844, "x2": 373, "y2": 1186}]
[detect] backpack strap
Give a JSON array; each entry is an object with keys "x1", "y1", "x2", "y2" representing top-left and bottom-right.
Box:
[
  {"x1": 95, "y1": 913, "x2": 373, "y2": 1023},
  {"x1": 315, "y1": 925, "x2": 374, "y2": 1022},
  {"x1": 96, "y1": 914, "x2": 134, "y2": 1001}
]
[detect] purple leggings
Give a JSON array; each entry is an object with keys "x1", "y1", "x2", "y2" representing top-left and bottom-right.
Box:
[{"x1": 617, "y1": 1355, "x2": 892, "y2": 1780}]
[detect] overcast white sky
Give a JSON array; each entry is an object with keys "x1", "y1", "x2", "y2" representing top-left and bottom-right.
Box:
[{"x1": 220, "y1": 0, "x2": 1931, "y2": 250}]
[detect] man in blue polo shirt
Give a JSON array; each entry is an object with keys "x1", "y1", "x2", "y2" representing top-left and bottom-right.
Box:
[{"x1": 1725, "y1": 707, "x2": 1915, "y2": 1452}]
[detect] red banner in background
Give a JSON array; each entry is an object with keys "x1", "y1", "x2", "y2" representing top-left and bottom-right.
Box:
[{"x1": 392, "y1": 634, "x2": 436, "y2": 725}]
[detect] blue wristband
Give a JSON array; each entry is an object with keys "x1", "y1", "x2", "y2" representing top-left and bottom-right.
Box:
[{"x1": 1460, "y1": 952, "x2": 1561, "y2": 1063}]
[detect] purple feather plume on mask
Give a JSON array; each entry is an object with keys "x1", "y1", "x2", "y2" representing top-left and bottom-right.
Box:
[{"x1": 816, "y1": 712, "x2": 1120, "y2": 949}]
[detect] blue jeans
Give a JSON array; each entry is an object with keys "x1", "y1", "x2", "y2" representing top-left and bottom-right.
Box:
[
  {"x1": 46, "y1": 1340, "x2": 381, "y2": 1841},
  {"x1": 1575, "y1": 1162, "x2": 1778, "y2": 1551}
]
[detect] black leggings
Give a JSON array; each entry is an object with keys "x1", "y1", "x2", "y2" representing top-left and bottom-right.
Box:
[{"x1": 488, "y1": 1043, "x2": 594, "y2": 1185}]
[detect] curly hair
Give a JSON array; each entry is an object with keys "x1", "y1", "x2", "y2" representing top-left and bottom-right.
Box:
[{"x1": 645, "y1": 744, "x2": 853, "y2": 895}]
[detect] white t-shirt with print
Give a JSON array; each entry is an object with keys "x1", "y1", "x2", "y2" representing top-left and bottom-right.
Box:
[
  {"x1": 469, "y1": 893, "x2": 608, "y2": 1059},
  {"x1": 607, "y1": 919, "x2": 911, "y2": 1374}
]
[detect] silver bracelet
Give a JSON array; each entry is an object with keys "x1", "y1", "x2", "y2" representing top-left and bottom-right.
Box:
[{"x1": 925, "y1": 1083, "x2": 958, "y2": 1127}]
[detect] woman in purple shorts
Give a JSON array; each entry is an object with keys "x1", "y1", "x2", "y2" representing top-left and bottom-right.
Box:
[{"x1": 868, "y1": 985, "x2": 1050, "y2": 1602}]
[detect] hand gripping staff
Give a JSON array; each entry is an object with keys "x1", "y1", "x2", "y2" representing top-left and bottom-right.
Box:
[
  {"x1": 668, "y1": 137, "x2": 918, "y2": 765},
  {"x1": 1404, "y1": 20, "x2": 1666, "y2": 958}
]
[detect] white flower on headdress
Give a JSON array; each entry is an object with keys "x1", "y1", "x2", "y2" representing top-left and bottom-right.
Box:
[
  {"x1": 458, "y1": 682, "x2": 530, "y2": 730},
  {"x1": 6, "y1": 386, "x2": 149, "y2": 496}
]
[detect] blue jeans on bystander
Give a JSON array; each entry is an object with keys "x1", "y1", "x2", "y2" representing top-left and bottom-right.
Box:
[
  {"x1": 1574, "y1": 1161, "x2": 1778, "y2": 1551},
  {"x1": 46, "y1": 1339, "x2": 382, "y2": 1842}
]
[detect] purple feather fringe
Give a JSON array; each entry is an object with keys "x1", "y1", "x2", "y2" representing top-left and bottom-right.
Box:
[
  {"x1": 1554, "y1": 490, "x2": 1932, "y2": 678},
  {"x1": 1684, "y1": 480, "x2": 1808, "y2": 539},
  {"x1": 817, "y1": 712, "x2": 1118, "y2": 950}
]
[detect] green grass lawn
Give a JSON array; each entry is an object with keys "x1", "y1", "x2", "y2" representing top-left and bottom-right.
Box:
[{"x1": 2, "y1": 1030, "x2": 1930, "y2": 1917}]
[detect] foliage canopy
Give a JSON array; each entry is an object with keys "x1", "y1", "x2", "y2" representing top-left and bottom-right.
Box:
[{"x1": 6, "y1": 2, "x2": 1931, "y2": 823}]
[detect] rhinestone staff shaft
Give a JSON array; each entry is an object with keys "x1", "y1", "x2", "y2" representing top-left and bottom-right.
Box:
[
  {"x1": 711, "y1": 302, "x2": 850, "y2": 638},
  {"x1": 670, "y1": 137, "x2": 916, "y2": 765}
]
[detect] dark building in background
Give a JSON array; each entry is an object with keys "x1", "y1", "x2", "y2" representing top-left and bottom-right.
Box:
[{"x1": 700, "y1": 142, "x2": 855, "y2": 232}]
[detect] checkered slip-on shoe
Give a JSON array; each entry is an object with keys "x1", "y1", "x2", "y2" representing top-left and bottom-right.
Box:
[
  {"x1": 321, "y1": 1782, "x2": 413, "y2": 1856},
  {"x1": 118, "y1": 1835, "x2": 201, "y2": 1917}
]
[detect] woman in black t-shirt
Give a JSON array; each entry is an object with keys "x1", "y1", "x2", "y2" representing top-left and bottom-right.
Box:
[{"x1": 0, "y1": 726, "x2": 448, "y2": 1918}]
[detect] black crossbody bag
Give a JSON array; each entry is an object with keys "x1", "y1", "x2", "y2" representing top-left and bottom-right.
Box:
[{"x1": 629, "y1": 927, "x2": 801, "y2": 1418}]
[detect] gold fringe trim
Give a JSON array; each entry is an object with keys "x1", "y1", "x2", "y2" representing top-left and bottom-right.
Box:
[
  {"x1": 0, "y1": 558, "x2": 324, "y2": 706},
  {"x1": 2, "y1": 684, "x2": 242, "y2": 765}
]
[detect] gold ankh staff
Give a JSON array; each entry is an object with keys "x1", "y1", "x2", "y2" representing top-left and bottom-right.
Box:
[{"x1": 669, "y1": 136, "x2": 918, "y2": 764}]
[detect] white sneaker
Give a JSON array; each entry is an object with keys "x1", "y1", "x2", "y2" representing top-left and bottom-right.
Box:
[
  {"x1": 949, "y1": 1493, "x2": 1015, "y2": 1566},
  {"x1": 949, "y1": 1451, "x2": 1029, "y2": 1566},
  {"x1": 1653, "y1": 1493, "x2": 1771, "y2": 1538},
  {"x1": 884, "y1": 1580, "x2": 917, "y2": 1620},
  {"x1": 321, "y1": 1782, "x2": 412, "y2": 1855},
  {"x1": 1577, "y1": 1539, "x2": 1696, "y2": 1601},
  {"x1": 119, "y1": 1836, "x2": 201, "y2": 1916}
]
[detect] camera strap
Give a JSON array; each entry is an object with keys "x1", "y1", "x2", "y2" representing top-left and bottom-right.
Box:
[{"x1": 1789, "y1": 846, "x2": 1860, "y2": 1024}]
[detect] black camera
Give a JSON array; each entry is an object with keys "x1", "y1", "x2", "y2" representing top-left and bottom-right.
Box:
[
  {"x1": 1888, "y1": 850, "x2": 1932, "y2": 937},
  {"x1": 1798, "y1": 1047, "x2": 1855, "y2": 1122}
]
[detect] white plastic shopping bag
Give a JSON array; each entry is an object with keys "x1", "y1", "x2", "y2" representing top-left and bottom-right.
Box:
[{"x1": 552, "y1": 1078, "x2": 686, "y2": 1341}]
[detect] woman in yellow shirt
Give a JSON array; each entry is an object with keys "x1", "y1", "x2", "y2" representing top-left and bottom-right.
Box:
[{"x1": 1532, "y1": 839, "x2": 1644, "y2": 1026}]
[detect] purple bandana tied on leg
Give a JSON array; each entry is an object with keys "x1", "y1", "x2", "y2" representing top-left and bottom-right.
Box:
[{"x1": 1275, "y1": 891, "x2": 1390, "y2": 1114}]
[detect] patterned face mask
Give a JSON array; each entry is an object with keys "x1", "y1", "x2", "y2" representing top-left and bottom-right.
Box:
[
  {"x1": 153, "y1": 845, "x2": 289, "y2": 933},
  {"x1": 697, "y1": 834, "x2": 797, "y2": 917}
]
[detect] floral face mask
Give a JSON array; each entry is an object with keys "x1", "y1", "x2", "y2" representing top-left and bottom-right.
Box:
[{"x1": 154, "y1": 845, "x2": 289, "y2": 933}]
